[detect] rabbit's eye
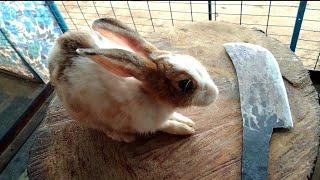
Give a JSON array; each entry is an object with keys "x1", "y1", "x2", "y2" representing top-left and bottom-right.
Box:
[{"x1": 178, "y1": 79, "x2": 193, "y2": 92}]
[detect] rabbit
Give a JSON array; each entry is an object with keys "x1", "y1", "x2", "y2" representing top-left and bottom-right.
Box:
[{"x1": 48, "y1": 18, "x2": 219, "y2": 142}]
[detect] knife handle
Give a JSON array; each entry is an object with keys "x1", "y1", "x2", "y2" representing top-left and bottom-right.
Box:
[{"x1": 242, "y1": 127, "x2": 273, "y2": 180}]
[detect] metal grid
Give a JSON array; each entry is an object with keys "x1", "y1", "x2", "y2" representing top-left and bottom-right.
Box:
[{"x1": 55, "y1": 1, "x2": 320, "y2": 70}]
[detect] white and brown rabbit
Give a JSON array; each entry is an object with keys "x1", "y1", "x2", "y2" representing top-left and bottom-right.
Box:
[{"x1": 48, "y1": 18, "x2": 218, "y2": 142}]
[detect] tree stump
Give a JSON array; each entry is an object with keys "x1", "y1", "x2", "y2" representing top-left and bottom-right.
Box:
[{"x1": 27, "y1": 22, "x2": 320, "y2": 180}]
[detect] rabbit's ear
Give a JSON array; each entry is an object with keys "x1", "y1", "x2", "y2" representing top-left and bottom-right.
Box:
[
  {"x1": 92, "y1": 18, "x2": 158, "y2": 59},
  {"x1": 77, "y1": 48, "x2": 156, "y2": 80}
]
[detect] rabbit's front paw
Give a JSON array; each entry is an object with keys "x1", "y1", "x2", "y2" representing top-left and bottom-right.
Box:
[
  {"x1": 160, "y1": 113, "x2": 195, "y2": 135},
  {"x1": 171, "y1": 112, "x2": 195, "y2": 127}
]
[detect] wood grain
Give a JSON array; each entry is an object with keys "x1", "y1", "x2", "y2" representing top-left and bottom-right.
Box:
[{"x1": 28, "y1": 22, "x2": 320, "y2": 180}]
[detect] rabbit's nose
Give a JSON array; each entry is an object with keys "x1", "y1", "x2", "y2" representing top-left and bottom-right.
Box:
[{"x1": 204, "y1": 83, "x2": 219, "y2": 100}]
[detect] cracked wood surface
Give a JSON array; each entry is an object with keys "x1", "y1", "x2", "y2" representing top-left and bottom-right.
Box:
[{"x1": 27, "y1": 22, "x2": 319, "y2": 180}]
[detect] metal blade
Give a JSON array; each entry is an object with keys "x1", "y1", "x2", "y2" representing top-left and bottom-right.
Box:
[{"x1": 223, "y1": 42, "x2": 293, "y2": 180}]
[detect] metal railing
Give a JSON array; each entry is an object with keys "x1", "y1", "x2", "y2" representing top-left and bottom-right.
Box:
[{"x1": 53, "y1": 1, "x2": 320, "y2": 70}]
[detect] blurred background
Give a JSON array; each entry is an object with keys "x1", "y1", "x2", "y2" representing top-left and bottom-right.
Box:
[{"x1": 56, "y1": 1, "x2": 320, "y2": 70}]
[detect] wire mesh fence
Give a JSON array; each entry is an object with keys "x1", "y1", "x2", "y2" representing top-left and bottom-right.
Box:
[{"x1": 55, "y1": 1, "x2": 320, "y2": 70}]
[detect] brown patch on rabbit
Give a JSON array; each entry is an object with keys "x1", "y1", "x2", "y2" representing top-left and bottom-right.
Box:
[
  {"x1": 49, "y1": 31, "x2": 97, "y2": 83},
  {"x1": 141, "y1": 60, "x2": 198, "y2": 107},
  {"x1": 57, "y1": 31, "x2": 97, "y2": 54}
]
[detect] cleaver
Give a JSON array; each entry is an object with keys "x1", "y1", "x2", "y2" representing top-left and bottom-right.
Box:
[{"x1": 223, "y1": 43, "x2": 293, "y2": 180}]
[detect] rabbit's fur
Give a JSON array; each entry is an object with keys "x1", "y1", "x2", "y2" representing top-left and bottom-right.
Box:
[{"x1": 48, "y1": 18, "x2": 218, "y2": 142}]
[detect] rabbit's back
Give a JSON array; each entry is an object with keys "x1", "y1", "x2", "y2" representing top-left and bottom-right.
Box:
[{"x1": 48, "y1": 31, "x2": 96, "y2": 85}]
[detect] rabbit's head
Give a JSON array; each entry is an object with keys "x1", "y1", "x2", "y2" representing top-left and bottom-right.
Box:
[{"x1": 77, "y1": 18, "x2": 218, "y2": 107}]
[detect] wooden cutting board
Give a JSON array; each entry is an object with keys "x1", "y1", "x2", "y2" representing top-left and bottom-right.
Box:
[{"x1": 27, "y1": 22, "x2": 320, "y2": 180}]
